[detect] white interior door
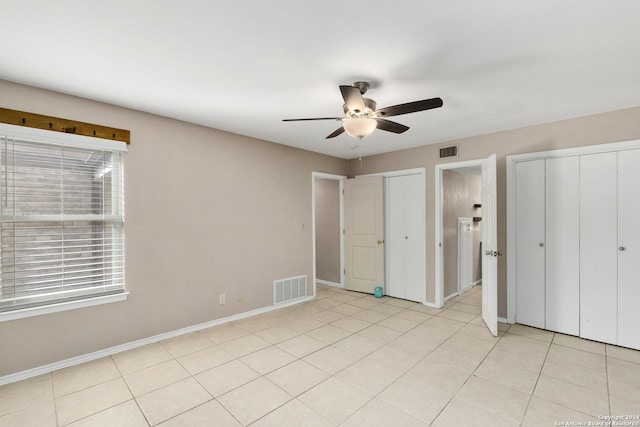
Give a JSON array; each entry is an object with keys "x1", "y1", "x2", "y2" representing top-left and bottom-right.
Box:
[
  {"x1": 481, "y1": 154, "x2": 498, "y2": 336},
  {"x1": 617, "y1": 149, "x2": 640, "y2": 349},
  {"x1": 345, "y1": 176, "x2": 384, "y2": 294},
  {"x1": 386, "y1": 173, "x2": 425, "y2": 302}
]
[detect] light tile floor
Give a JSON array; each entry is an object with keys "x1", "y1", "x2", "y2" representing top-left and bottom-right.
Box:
[{"x1": 2, "y1": 284, "x2": 640, "y2": 426}]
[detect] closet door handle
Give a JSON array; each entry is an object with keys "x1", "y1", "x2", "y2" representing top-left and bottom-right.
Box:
[
  {"x1": 619, "y1": 246, "x2": 626, "y2": 251},
  {"x1": 539, "y1": 243, "x2": 545, "y2": 247}
]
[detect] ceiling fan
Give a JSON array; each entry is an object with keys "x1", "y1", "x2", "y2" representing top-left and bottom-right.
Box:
[{"x1": 283, "y1": 81, "x2": 443, "y2": 141}]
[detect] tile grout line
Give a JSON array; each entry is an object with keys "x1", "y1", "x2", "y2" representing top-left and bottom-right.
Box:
[
  {"x1": 50, "y1": 373, "x2": 60, "y2": 427},
  {"x1": 517, "y1": 332, "x2": 555, "y2": 427},
  {"x1": 109, "y1": 354, "x2": 152, "y2": 427},
  {"x1": 605, "y1": 345, "x2": 612, "y2": 419}
]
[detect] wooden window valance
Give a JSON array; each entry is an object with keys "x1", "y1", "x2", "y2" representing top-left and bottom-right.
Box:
[{"x1": 0, "y1": 107, "x2": 130, "y2": 144}]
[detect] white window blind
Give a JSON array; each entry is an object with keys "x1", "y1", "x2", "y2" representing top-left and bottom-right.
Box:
[{"x1": 0, "y1": 125, "x2": 125, "y2": 313}]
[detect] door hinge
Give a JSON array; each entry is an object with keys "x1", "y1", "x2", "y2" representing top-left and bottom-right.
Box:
[{"x1": 343, "y1": 229, "x2": 345, "y2": 235}]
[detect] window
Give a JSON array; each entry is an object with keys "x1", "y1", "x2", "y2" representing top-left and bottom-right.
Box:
[{"x1": 0, "y1": 124, "x2": 126, "y2": 320}]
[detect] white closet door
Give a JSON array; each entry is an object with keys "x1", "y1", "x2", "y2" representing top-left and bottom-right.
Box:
[
  {"x1": 545, "y1": 156, "x2": 580, "y2": 336},
  {"x1": 515, "y1": 160, "x2": 546, "y2": 328},
  {"x1": 404, "y1": 174, "x2": 425, "y2": 302},
  {"x1": 580, "y1": 152, "x2": 617, "y2": 344},
  {"x1": 386, "y1": 174, "x2": 425, "y2": 302},
  {"x1": 387, "y1": 176, "x2": 406, "y2": 298},
  {"x1": 618, "y1": 149, "x2": 640, "y2": 349}
]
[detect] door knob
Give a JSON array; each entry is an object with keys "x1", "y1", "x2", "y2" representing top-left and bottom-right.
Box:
[
  {"x1": 619, "y1": 246, "x2": 626, "y2": 251},
  {"x1": 377, "y1": 240, "x2": 383, "y2": 245},
  {"x1": 485, "y1": 250, "x2": 502, "y2": 257},
  {"x1": 539, "y1": 243, "x2": 545, "y2": 247}
]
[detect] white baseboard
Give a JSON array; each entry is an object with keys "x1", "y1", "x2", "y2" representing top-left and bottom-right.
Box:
[
  {"x1": 0, "y1": 295, "x2": 314, "y2": 386},
  {"x1": 444, "y1": 293, "x2": 458, "y2": 302},
  {"x1": 423, "y1": 301, "x2": 444, "y2": 309},
  {"x1": 498, "y1": 316, "x2": 509, "y2": 324},
  {"x1": 472, "y1": 279, "x2": 482, "y2": 286},
  {"x1": 315, "y1": 279, "x2": 341, "y2": 288}
]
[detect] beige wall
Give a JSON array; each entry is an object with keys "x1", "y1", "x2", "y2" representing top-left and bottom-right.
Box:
[
  {"x1": 0, "y1": 80, "x2": 347, "y2": 377},
  {"x1": 314, "y1": 179, "x2": 341, "y2": 284},
  {"x1": 348, "y1": 106, "x2": 640, "y2": 317},
  {"x1": 442, "y1": 170, "x2": 482, "y2": 298}
]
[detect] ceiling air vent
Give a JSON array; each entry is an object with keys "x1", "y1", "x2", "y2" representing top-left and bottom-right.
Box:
[{"x1": 439, "y1": 145, "x2": 458, "y2": 158}]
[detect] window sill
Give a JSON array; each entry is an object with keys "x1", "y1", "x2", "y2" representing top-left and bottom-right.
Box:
[{"x1": 0, "y1": 292, "x2": 129, "y2": 322}]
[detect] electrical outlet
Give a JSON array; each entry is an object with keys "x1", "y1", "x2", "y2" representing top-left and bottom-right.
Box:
[
  {"x1": 237, "y1": 291, "x2": 244, "y2": 302},
  {"x1": 219, "y1": 293, "x2": 226, "y2": 305}
]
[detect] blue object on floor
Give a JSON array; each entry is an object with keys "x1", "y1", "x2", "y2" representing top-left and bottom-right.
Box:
[{"x1": 374, "y1": 286, "x2": 383, "y2": 298}]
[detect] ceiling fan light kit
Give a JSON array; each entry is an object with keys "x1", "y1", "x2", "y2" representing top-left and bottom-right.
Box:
[
  {"x1": 343, "y1": 117, "x2": 377, "y2": 139},
  {"x1": 283, "y1": 81, "x2": 443, "y2": 142}
]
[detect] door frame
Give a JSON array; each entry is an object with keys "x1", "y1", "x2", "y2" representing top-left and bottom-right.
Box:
[
  {"x1": 311, "y1": 172, "x2": 346, "y2": 298},
  {"x1": 359, "y1": 168, "x2": 426, "y2": 304},
  {"x1": 435, "y1": 159, "x2": 484, "y2": 308}
]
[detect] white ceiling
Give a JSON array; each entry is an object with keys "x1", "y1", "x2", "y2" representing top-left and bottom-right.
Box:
[{"x1": 2, "y1": 1, "x2": 640, "y2": 159}]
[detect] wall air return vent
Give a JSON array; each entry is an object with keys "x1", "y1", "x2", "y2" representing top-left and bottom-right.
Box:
[
  {"x1": 274, "y1": 275, "x2": 307, "y2": 305},
  {"x1": 439, "y1": 145, "x2": 458, "y2": 158}
]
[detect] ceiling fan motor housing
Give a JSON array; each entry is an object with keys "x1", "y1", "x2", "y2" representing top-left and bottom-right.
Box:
[
  {"x1": 353, "y1": 81, "x2": 370, "y2": 94},
  {"x1": 344, "y1": 98, "x2": 377, "y2": 117}
]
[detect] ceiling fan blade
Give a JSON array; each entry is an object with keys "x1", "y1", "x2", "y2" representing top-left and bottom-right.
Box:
[
  {"x1": 375, "y1": 97, "x2": 443, "y2": 117},
  {"x1": 375, "y1": 118, "x2": 409, "y2": 134},
  {"x1": 339, "y1": 85, "x2": 366, "y2": 113},
  {"x1": 282, "y1": 117, "x2": 342, "y2": 121},
  {"x1": 325, "y1": 127, "x2": 345, "y2": 139}
]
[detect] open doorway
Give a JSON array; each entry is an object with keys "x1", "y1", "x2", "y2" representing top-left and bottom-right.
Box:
[
  {"x1": 435, "y1": 155, "x2": 499, "y2": 337},
  {"x1": 311, "y1": 172, "x2": 346, "y2": 297},
  {"x1": 435, "y1": 161, "x2": 484, "y2": 307},
  {"x1": 441, "y1": 167, "x2": 483, "y2": 302}
]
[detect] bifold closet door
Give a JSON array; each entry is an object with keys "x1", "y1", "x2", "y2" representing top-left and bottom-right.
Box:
[
  {"x1": 580, "y1": 152, "x2": 618, "y2": 344},
  {"x1": 515, "y1": 160, "x2": 545, "y2": 328},
  {"x1": 618, "y1": 149, "x2": 640, "y2": 349},
  {"x1": 545, "y1": 156, "x2": 580, "y2": 336},
  {"x1": 386, "y1": 174, "x2": 424, "y2": 302}
]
